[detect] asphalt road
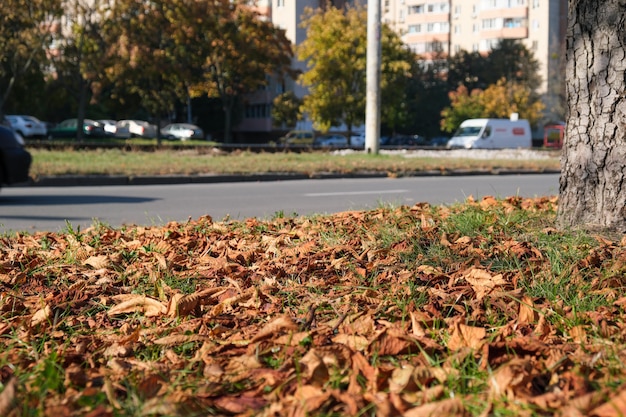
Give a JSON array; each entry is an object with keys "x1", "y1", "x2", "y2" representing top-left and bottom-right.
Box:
[{"x1": 0, "y1": 174, "x2": 560, "y2": 234}]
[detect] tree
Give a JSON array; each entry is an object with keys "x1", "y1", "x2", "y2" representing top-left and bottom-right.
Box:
[
  {"x1": 480, "y1": 78, "x2": 545, "y2": 126},
  {"x1": 0, "y1": 0, "x2": 63, "y2": 116},
  {"x1": 49, "y1": 0, "x2": 109, "y2": 141},
  {"x1": 190, "y1": 0, "x2": 294, "y2": 143},
  {"x1": 439, "y1": 85, "x2": 485, "y2": 133},
  {"x1": 104, "y1": 0, "x2": 192, "y2": 143},
  {"x1": 446, "y1": 40, "x2": 541, "y2": 96},
  {"x1": 398, "y1": 55, "x2": 451, "y2": 138},
  {"x1": 272, "y1": 91, "x2": 302, "y2": 129},
  {"x1": 557, "y1": 0, "x2": 626, "y2": 233},
  {"x1": 440, "y1": 78, "x2": 545, "y2": 133},
  {"x1": 298, "y1": 6, "x2": 412, "y2": 142}
]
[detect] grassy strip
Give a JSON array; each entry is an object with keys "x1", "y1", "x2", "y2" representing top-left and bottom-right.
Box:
[
  {"x1": 1, "y1": 197, "x2": 625, "y2": 416},
  {"x1": 28, "y1": 148, "x2": 561, "y2": 178}
]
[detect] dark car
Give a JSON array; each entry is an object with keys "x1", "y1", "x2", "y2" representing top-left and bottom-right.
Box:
[
  {"x1": 47, "y1": 119, "x2": 106, "y2": 139},
  {"x1": 382, "y1": 134, "x2": 427, "y2": 147},
  {"x1": 0, "y1": 125, "x2": 31, "y2": 186}
]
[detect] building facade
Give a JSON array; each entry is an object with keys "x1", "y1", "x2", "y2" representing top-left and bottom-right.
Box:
[{"x1": 235, "y1": 0, "x2": 567, "y2": 136}]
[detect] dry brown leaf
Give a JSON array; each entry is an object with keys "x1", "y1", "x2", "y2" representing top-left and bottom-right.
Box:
[
  {"x1": 590, "y1": 387, "x2": 626, "y2": 417},
  {"x1": 31, "y1": 304, "x2": 52, "y2": 327},
  {"x1": 488, "y1": 358, "x2": 534, "y2": 398},
  {"x1": 403, "y1": 397, "x2": 468, "y2": 417},
  {"x1": 107, "y1": 295, "x2": 166, "y2": 317},
  {"x1": 389, "y1": 365, "x2": 415, "y2": 394},
  {"x1": 153, "y1": 334, "x2": 209, "y2": 346},
  {"x1": 464, "y1": 268, "x2": 507, "y2": 300},
  {"x1": 447, "y1": 322, "x2": 486, "y2": 351},
  {"x1": 332, "y1": 333, "x2": 370, "y2": 351},
  {"x1": 83, "y1": 255, "x2": 110, "y2": 269},
  {"x1": 0, "y1": 377, "x2": 17, "y2": 416},
  {"x1": 518, "y1": 295, "x2": 539, "y2": 324},
  {"x1": 250, "y1": 315, "x2": 298, "y2": 343}
]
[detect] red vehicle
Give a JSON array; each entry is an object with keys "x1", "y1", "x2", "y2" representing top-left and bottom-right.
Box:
[{"x1": 543, "y1": 123, "x2": 565, "y2": 148}]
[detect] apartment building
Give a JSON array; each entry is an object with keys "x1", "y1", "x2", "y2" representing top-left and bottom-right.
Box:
[
  {"x1": 236, "y1": 0, "x2": 566, "y2": 136},
  {"x1": 384, "y1": 0, "x2": 566, "y2": 96}
]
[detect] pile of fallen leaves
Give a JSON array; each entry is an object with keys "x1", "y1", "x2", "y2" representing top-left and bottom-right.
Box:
[{"x1": 1, "y1": 196, "x2": 626, "y2": 416}]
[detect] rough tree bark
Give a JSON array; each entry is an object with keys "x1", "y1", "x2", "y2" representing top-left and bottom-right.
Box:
[{"x1": 557, "y1": 0, "x2": 626, "y2": 233}]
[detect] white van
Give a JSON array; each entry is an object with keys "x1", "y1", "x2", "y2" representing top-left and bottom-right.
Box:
[{"x1": 446, "y1": 118, "x2": 532, "y2": 149}]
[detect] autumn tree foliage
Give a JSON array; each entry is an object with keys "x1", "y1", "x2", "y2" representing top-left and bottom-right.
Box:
[
  {"x1": 558, "y1": 0, "x2": 626, "y2": 233},
  {"x1": 103, "y1": 0, "x2": 197, "y2": 142},
  {"x1": 101, "y1": 0, "x2": 292, "y2": 143},
  {"x1": 271, "y1": 91, "x2": 303, "y2": 129},
  {"x1": 0, "y1": 0, "x2": 62, "y2": 116},
  {"x1": 440, "y1": 78, "x2": 545, "y2": 133},
  {"x1": 297, "y1": 6, "x2": 412, "y2": 141},
  {"x1": 188, "y1": 0, "x2": 294, "y2": 143},
  {"x1": 49, "y1": 0, "x2": 110, "y2": 141}
]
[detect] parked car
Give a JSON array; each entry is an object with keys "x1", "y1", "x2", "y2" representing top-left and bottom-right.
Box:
[
  {"x1": 279, "y1": 130, "x2": 315, "y2": 146},
  {"x1": 97, "y1": 119, "x2": 118, "y2": 137},
  {"x1": 115, "y1": 120, "x2": 157, "y2": 139},
  {"x1": 0, "y1": 125, "x2": 31, "y2": 187},
  {"x1": 6, "y1": 115, "x2": 47, "y2": 138},
  {"x1": 382, "y1": 134, "x2": 426, "y2": 147},
  {"x1": 161, "y1": 123, "x2": 205, "y2": 140},
  {"x1": 314, "y1": 134, "x2": 348, "y2": 147},
  {"x1": 47, "y1": 119, "x2": 106, "y2": 139},
  {"x1": 350, "y1": 132, "x2": 365, "y2": 147},
  {"x1": 428, "y1": 136, "x2": 450, "y2": 147}
]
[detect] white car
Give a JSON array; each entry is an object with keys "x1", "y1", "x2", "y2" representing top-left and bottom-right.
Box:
[
  {"x1": 161, "y1": 123, "x2": 205, "y2": 140},
  {"x1": 6, "y1": 115, "x2": 47, "y2": 138},
  {"x1": 114, "y1": 120, "x2": 157, "y2": 138},
  {"x1": 97, "y1": 120, "x2": 117, "y2": 136}
]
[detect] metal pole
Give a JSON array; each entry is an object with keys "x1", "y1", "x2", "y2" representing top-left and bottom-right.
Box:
[{"x1": 365, "y1": 0, "x2": 381, "y2": 154}]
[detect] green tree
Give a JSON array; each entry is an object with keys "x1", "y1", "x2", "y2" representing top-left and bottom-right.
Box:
[
  {"x1": 0, "y1": 0, "x2": 62, "y2": 116},
  {"x1": 298, "y1": 6, "x2": 412, "y2": 143},
  {"x1": 397, "y1": 53, "x2": 450, "y2": 138},
  {"x1": 272, "y1": 91, "x2": 302, "y2": 129},
  {"x1": 447, "y1": 40, "x2": 541, "y2": 95},
  {"x1": 189, "y1": 0, "x2": 294, "y2": 143}
]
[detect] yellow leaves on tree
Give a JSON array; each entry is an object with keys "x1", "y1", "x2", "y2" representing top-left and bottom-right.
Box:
[{"x1": 441, "y1": 77, "x2": 545, "y2": 133}]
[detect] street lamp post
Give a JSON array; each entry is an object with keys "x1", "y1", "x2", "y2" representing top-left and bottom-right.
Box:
[{"x1": 365, "y1": 0, "x2": 381, "y2": 154}]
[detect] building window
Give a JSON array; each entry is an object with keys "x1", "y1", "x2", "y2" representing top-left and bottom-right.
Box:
[
  {"x1": 482, "y1": 18, "x2": 497, "y2": 29},
  {"x1": 407, "y1": 24, "x2": 421, "y2": 33},
  {"x1": 503, "y1": 17, "x2": 525, "y2": 28},
  {"x1": 408, "y1": 5, "x2": 424, "y2": 14},
  {"x1": 276, "y1": 0, "x2": 285, "y2": 7}
]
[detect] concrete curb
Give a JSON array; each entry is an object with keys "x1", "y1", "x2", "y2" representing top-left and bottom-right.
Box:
[{"x1": 18, "y1": 169, "x2": 561, "y2": 187}]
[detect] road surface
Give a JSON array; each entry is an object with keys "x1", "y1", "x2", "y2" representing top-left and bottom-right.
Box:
[{"x1": 0, "y1": 174, "x2": 559, "y2": 234}]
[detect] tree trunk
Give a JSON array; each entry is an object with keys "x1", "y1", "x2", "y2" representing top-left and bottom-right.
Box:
[{"x1": 557, "y1": 0, "x2": 626, "y2": 233}]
